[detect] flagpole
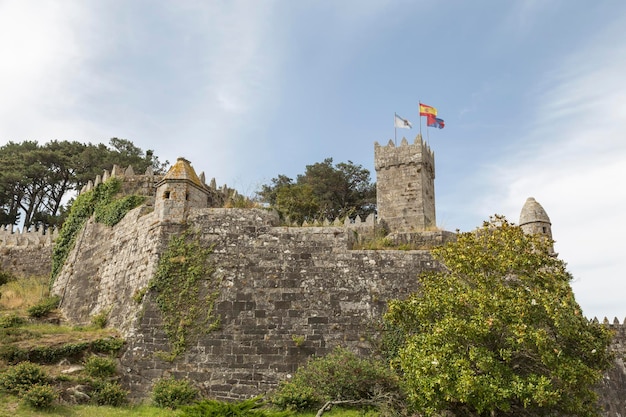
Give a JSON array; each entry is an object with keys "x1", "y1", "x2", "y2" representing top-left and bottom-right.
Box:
[
  {"x1": 394, "y1": 113, "x2": 397, "y2": 145},
  {"x1": 418, "y1": 102, "x2": 422, "y2": 138}
]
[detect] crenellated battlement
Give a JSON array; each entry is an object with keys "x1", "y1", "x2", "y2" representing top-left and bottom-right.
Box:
[
  {"x1": 374, "y1": 135, "x2": 435, "y2": 175},
  {"x1": 77, "y1": 163, "x2": 236, "y2": 208},
  {"x1": 0, "y1": 224, "x2": 58, "y2": 247}
]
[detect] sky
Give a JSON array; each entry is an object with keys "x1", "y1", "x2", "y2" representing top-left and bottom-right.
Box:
[{"x1": 1, "y1": 0, "x2": 625, "y2": 320}]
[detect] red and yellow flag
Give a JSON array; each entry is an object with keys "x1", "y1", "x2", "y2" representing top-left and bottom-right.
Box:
[{"x1": 419, "y1": 103, "x2": 437, "y2": 117}]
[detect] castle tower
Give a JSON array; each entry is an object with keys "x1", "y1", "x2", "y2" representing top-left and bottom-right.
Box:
[
  {"x1": 155, "y1": 157, "x2": 209, "y2": 222},
  {"x1": 374, "y1": 135, "x2": 436, "y2": 233},
  {"x1": 519, "y1": 197, "x2": 554, "y2": 252}
]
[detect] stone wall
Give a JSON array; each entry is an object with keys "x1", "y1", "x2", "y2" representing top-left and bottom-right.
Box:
[
  {"x1": 51, "y1": 206, "x2": 168, "y2": 334},
  {"x1": 596, "y1": 318, "x2": 626, "y2": 415},
  {"x1": 52, "y1": 208, "x2": 438, "y2": 400},
  {"x1": 0, "y1": 227, "x2": 56, "y2": 277},
  {"x1": 44, "y1": 206, "x2": 626, "y2": 414}
]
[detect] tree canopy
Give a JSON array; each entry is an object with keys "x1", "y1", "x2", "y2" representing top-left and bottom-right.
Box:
[
  {"x1": 0, "y1": 138, "x2": 168, "y2": 230},
  {"x1": 257, "y1": 158, "x2": 375, "y2": 224},
  {"x1": 384, "y1": 216, "x2": 613, "y2": 417}
]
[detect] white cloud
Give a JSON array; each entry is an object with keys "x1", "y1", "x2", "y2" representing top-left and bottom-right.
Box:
[
  {"x1": 483, "y1": 16, "x2": 626, "y2": 319},
  {"x1": 0, "y1": 1, "x2": 101, "y2": 140}
]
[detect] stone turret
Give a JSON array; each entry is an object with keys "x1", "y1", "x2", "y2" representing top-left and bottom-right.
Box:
[
  {"x1": 155, "y1": 157, "x2": 209, "y2": 222},
  {"x1": 374, "y1": 135, "x2": 436, "y2": 233},
  {"x1": 519, "y1": 197, "x2": 553, "y2": 252}
]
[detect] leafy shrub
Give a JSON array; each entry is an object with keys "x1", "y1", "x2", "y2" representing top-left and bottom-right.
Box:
[
  {"x1": 22, "y1": 384, "x2": 56, "y2": 409},
  {"x1": 0, "y1": 362, "x2": 48, "y2": 395},
  {"x1": 91, "y1": 336, "x2": 125, "y2": 354},
  {"x1": 91, "y1": 381, "x2": 128, "y2": 406},
  {"x1": 152, "y1": 376, "x2": 198, "y2": 409},
  {"x1": 0, "y1": 267, "x2": 15, "y2": 286},
  {"x1": 181, "y1": 397, "x2": 292, "y2": 417},
  {"x1": 84, "y1": 355, "x2": 117, "y2": 378},
  {"x1": 90, "y1": 309, "x2": 109, "y2": 328},
  {"x1": 27, "y1": 295, "x2": 60, "y2": 318},
  {"x1": 272, "y1": 347, "x2": 402, "y2": 411},
  {"x1": 0, "y1": 313, "x2": 25, "y2": 328}
]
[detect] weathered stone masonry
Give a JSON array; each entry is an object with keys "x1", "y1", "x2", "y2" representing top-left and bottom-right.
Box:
[
  {"x1": 3, "y1": 138, "x2": 625, "y2": 414},
  {"x1": 118, "y1": 208, "x2": 448, "y2": 399}
]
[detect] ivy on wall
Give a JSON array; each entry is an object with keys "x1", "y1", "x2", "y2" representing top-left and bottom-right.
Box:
[
  {"x1": 50, "y1": 178, "x2": 145, "y2": 282},
  {"x1": 148, "y1": 230, "x2": 220, "y2": 360}
]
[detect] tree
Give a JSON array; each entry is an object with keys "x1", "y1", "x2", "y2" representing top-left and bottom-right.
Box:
[
  {"x1": 0, "y1": 139, "x2": 168, "y2": 229},
  {"x1": 258, "y1": 158, "x2": 375, "y2": 224},
  {"x1": 384, "y1": 216, "x2": 613, "y2": 417}
]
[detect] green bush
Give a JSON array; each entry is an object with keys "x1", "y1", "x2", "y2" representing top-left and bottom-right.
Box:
[
  {"x1": 0, "y1": 268, "x2": 15, "y2": 286},
  {"x1": 0, "y1": 313, "x2": 25, "y2": 328},
  {"x1": 272, "y1": 347, "x2": 402, "y2": 411},
  {"x1": 152, "y1": 376, "x2": 198, "y2": 409},
  {"x1": 22, "y1": 384, "x2": 57, "y2": 409},
  {"x1": 181, "y1": 397, "x2": 292, "y2": 417},
  {"x1": 84, "y1": 355, "x2": 117, "y2": 378},
  {"x1": 91, "y1": 381, "x2": 128, "y2": 406},
  {"x1": 90, "y1": 309, "x2": 109, "y2": 329},
  {"x1": 0, "y1": 362, "x2": 49, "y2": 395},
  {"x1": 27, "y1": 295, "x2": 60, "y2": 318},
  {"x1": 91, "y1": 336, "x2": 125, "y2": 354}
]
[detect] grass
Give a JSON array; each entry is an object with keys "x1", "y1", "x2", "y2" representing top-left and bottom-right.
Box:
[{"x1": 0, "y1": 276, "x2": 49, "y2": 311}]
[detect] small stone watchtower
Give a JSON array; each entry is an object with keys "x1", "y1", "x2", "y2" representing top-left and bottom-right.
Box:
[
  {"x1": 374, "y1": 135, "x2": 436, "y2": 233},
  {"x1": 155, "y1": 157, "x2": 209, "y2": 222},
  {"x1": 519, "y1": 197, "x2": 554, "y2": 252}
]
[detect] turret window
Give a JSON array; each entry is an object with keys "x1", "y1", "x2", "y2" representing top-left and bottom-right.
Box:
[{"x1": 164, "y1": 191, "x2": 171, "y2": 199}]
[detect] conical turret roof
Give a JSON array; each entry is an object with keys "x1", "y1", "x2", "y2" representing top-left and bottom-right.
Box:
[
  {"x1": 519, "y1": 197, "x2": 551, "y2": 226},
  {"x1": 161, "y1": 157, "x2": 203, "y2": 188}
]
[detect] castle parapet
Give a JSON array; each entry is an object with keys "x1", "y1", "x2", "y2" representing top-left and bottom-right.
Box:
[{"x1": 0, "y1": 225, "x2": 58, "y2": 247}]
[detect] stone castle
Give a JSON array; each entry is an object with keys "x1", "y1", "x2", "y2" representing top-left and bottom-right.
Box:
[{"x1": 1, "y1": 135, "x2": 624, "y2": 414}]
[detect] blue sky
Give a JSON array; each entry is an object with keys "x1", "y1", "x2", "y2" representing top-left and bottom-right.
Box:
[{"x1": 1, "y1": 1, "x2": 625, "y2": 319}]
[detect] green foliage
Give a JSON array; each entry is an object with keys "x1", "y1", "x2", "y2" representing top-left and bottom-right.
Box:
[
  {"x1": 0, "y1": 362, "x2": 49, "y2": 395},
  {"x1": 148, "y1": 230, "x2": 219, "y2": 358},
  {"x1": 22, "y1": 384, "x2": 57, "y2": 409},
  {"x1": 0, "y1": 267, "x2": 15, "y2": 286},
  {"x1": 272, "y1": 347, "x2": 402, "y2": 411},
  {"x1": 84, "y1": 355, "x2": 117, "y2": 378},
  {"x1": 151, "y1": 377, "x2": 199, "y2": 409},
  {"x1": 91, "y1": 309, "x2": 110, "y2": 329},
  {"x1": 385, "y1": 215, "x2": 614, "y2": 417},
  {"x1": 0, "y1": 313, "x2": 25, "y2": 328},
  {"x1": 132, "y1": 287, "x2": 148, "y2": 303},
  {"x1": 51, "y1": 177, "x2": 144, "y2": 282},
  {"x1": 94, "y1": 194, "x2": 145, "y2": 226},
  {"x1": 258, "y1": 158, "x2": 375, "y2": 224},
  {"x1": 27, "y1": 295, "x2": 60, "y2": 318},
  {"x1": 0, "y1": 139, "x2": 167, "y2": 231},
  {"x1": 181, "y1": 397, "x2": 292, "y2": 417},
  {"x1": 91, "y1": 381, "x2": 129, "y2": 406},
  {"x1": 90, "y1": 336, "x2": 125, "y2": 354},
  {"x1": 0, "y1": 336, "x2": 124, "y2": 364}
]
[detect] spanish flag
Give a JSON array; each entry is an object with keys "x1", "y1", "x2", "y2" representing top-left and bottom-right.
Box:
[{"x1": 419, "y1": 103, "x2": 437, "y2": 117}]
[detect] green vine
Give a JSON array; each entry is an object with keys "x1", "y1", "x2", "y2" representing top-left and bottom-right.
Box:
[
  {"x1": 148, "y1": 230, "x2": 220, "y2": 359},
  {"x1": 51, "y1": 178, "x2": 145, "y2": 283}
]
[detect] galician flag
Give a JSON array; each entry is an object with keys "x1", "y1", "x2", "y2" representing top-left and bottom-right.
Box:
[{"x1": 394, "y1": 114, "x2": 412, "y2": 129}]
